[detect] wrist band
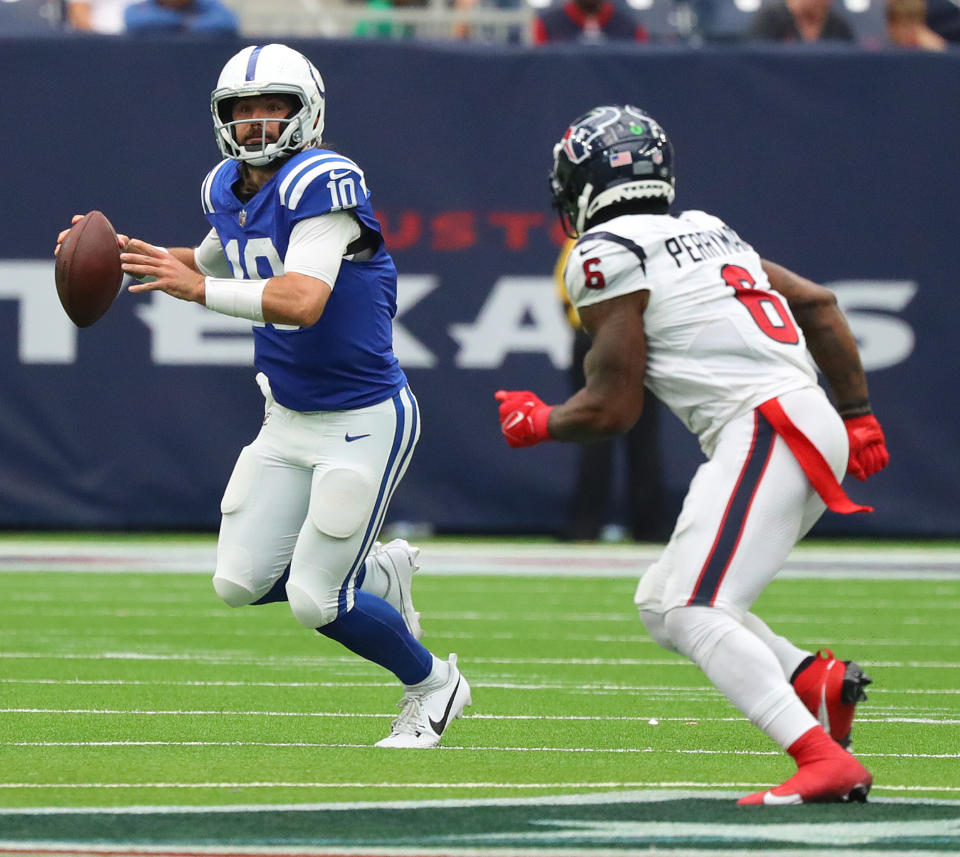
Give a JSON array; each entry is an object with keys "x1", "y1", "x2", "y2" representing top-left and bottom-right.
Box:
[
  {"x1": 837, "y1": 397, "x2": 872, "y2": 419},
  {"x1": 204, "y1": 277, "x2": 266, "y2": 322},
  {"x1": 532, "y1": 404, "x2": 553, "y2": 442}
]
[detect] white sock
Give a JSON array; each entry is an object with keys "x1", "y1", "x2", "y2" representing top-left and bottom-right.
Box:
[
  {"x1": 404, "y1": 655, "x2": 449, "y2": 692},
  {"x1": 359, "y1": 549, "x2": 390, "y2": 599},
  {"x1": 665, "y1": 606, "x2": 817, "y2": 750},
  {"x1": 741, "y1": 611, "x2": 811, "y2": 680}
]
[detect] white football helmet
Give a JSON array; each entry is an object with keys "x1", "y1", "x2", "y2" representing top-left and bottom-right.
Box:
[{"x1": 211, "y1": 43, "x2": 326, "y2": 166}]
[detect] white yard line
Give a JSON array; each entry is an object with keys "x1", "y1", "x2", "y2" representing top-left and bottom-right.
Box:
[
  {"x1": 0, "y1": 779, "x2": 957, "y2": 793},
  {"x1": 3, "y1": 741, "x2": 959, "y2": 759},
  {"x1": 0, "y1": 541, "x2": 956, "y2": 579},
  {"x1": 3, "y1": 652, "x2": 960, "y2": 670},
  {"x1": 3, "y1": 678, "x2": 960, "y2": 695},
  {"x1": 1, "y1": 678, "x2": 958, "y2": 692},
  {"x1": 4, "y1": 709, "x2": 960, "y2": 729}
]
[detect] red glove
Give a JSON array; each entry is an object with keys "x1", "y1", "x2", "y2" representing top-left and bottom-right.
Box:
[
  {"x1": 844, "y1": 414, "x2": 890, "y2": 481},
  {"x1": 495, "y1": 390, "x2": 553, "y2": 448}
]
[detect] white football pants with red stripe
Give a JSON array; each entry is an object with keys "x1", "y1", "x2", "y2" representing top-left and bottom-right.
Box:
[{"x1": 634, "y1": 385, "x2": 849, "y2": 749}]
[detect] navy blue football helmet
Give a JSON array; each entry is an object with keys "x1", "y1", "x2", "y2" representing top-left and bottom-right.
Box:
[{"x1": 550, "y1": 105, "x2": 676, "y2": 237}]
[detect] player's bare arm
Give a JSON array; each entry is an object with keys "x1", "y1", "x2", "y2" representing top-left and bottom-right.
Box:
[
  {"x1": 764, "y1": 259, "x2": 888, "y2": 480},
  {"x1": 762, "y1": 259, "x2": 870, "y2": 418},
  {"x1": 494, "y1": 290, "x2": 650, "y2": 448},
  {"x1": 123, "y1": 240, "x2": 332, "y2": 327},
  {"x1": 548, "y1": 291, "x2": 649, "y2": 442},
  {"x1": 258, "y1": 272, "x2": 332, "y2": 326}
]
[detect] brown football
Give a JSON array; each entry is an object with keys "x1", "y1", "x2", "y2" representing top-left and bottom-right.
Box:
[{"x1": 55, "y1": 210, "x2": 123, "y2": 328}]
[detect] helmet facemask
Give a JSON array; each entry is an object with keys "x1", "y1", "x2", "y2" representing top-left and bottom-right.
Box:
[
  {"x1": 212, "y1": 85, "x2": 311, "y2": 167},
  {"x1": 210, "y1": 44, "x2": 326, "y2": 167},
  {"x1": 549, "y1": 142, "x2": 584, "y2": 239}
]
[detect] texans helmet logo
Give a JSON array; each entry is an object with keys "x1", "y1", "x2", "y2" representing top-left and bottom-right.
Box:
[{"x1": 562, "y1": 106, "x2": 665, "y2": 166}]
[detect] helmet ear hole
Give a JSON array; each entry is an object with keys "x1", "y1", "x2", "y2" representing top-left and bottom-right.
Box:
[{"x1": 279, "y1": 93, "x2": 302, "y2": 119}]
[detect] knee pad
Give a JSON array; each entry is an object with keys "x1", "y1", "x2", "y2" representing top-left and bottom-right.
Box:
[
  {"x1": 212, "y1": 545, "x2": 262, "y2": 607},
  {"x1": 287, "y1": 580, "x2": 341, "y2": 629},
  {"x1": 664, "y1": 605, "x2": 740, "y2": 665},
  {"x1": 213, "y1": 575, "x2": 257, "y2": 608},
  {"x1": 308, "y1": 467, "x2": 374, "y2": 539},
  {"x1": 634, "y1": 564, "x2": 679, "y2": 652},
  {"x1": 634, "y1": 562, "x2": 666, "y2": 612},
  {"x1": 638, "y1": 608, "x2": 679, "y2": 654}
]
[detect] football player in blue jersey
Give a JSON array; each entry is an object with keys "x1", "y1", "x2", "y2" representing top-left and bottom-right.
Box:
[{"x1": 86, "y1": 42, "x2": 470, "y2": 747}]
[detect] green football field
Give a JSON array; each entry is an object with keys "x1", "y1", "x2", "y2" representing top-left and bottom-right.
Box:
[{"x1": 1, "y1": 535, "x2": 959, "y2": 855}]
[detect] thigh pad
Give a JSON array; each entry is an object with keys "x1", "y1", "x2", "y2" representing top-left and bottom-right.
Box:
[
  {"x1": 308, "y1": 467, "x2": 375, "y2": 539},
  {"x1": 220, "y1": 446, "x2": 258, "y2": 515}
]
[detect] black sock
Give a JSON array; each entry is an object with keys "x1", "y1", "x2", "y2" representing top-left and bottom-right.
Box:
[{"x1": 790, "y1": 655, "x2": 817, "y2": 685}]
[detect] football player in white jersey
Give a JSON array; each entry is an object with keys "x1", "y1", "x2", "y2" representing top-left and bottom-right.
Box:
[
  {"x1": 495, "y1": 105, "x2": 890, "y2": 804},
  {"x1": 59, "y1": 43, "x2": 471, "y2": 748}
]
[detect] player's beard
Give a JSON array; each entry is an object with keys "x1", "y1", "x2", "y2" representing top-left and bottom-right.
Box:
[
  {"x1": 239, "y1": 122, "x2": 280, "y2": 153},
  {"x1": 242, "y1": 134, "x2": 278, "y2": 153}
]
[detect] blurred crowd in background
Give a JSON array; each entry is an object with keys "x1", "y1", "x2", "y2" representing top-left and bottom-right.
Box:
[{"x1": 3, "y1": 0, "x2": 958, "y2": 48}]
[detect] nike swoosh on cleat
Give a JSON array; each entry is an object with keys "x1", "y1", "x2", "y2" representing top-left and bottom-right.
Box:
[
  {"x1": 818, "y1": 686, "x2": 831, "y2": 734},
  {"x1": 428, "y1": 677, "x2": 461, "y2": 736},
  {"x1": 762, "y1": 791, "x2": 803, "y2": 806},
  {"x1": 345, "y1": 433, "x2": 371, "y2": 442}
]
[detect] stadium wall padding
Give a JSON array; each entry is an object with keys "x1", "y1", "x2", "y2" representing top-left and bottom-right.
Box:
[{"x1": 1, "y1": 36, "x2": 958, "y2": 535}]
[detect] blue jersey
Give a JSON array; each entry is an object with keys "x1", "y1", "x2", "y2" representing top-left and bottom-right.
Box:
[{"x1": 200, "y1": 149, "x2": 407, "y2": 412}]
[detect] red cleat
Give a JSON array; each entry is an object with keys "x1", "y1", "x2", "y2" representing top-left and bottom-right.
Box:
[
  {"x1": 737, "y1": 753, "x2": 873, "y2": 806},
  {"x1": 792, "y1": 649, "x2": 871, "y2": 749}
]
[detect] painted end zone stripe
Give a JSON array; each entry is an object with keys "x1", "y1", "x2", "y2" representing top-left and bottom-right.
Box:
[
  {"x1": 4, "y1": 789, "x2": 959, "y2": 815},
  {"x1": 0, "y1": 850, "x2": 393, "y2": 857},
  {"x1": 0, "y1": 851, "x2": 395, "y2": 857}
]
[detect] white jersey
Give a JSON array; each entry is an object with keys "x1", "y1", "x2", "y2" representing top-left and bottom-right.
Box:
[{"x1": 564, "y1": 210, "x2": 818, "y2": 457}]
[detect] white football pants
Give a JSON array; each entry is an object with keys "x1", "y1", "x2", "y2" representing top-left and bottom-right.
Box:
[
  {"x1": 634, "y1": 386, "x2": 850, "y2": 749},
  {"x1": 212, "y1": 374, "x2": 420, "y2": 630}
]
